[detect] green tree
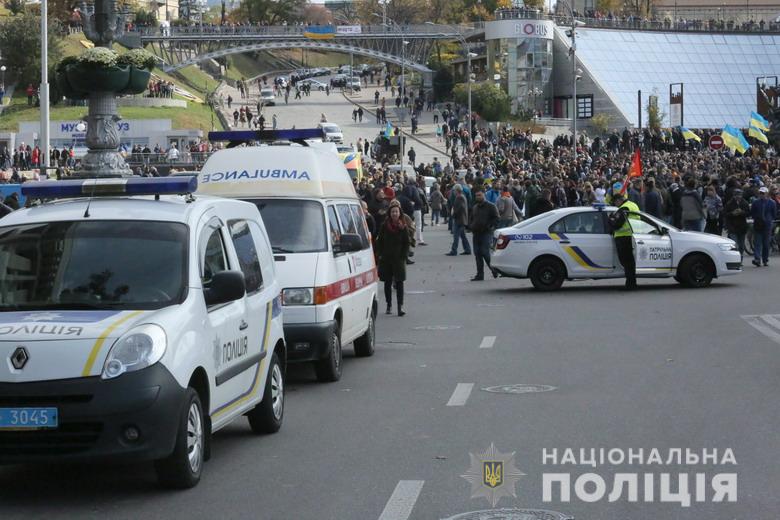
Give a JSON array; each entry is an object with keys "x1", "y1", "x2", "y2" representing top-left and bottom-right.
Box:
[
  {"x1": 3, "y1": 0, "x2": 25, "y2": 15},
  {"x1": 432, "y1": 67, "x2": 454, "y2": 102},
  {"x1": 0, "y1": 12, "x2": 64, "y2": 87},
  {"x1": 646, "y1": 95, "x2": 666, "y2": 131},
  {"x1": 233, "y1": 0, "x2": 307, "y2": 24},
  {"x1": 453, "y1": 82, "x2": 511, "y2": 122},
  {"x1": 591, "y1": 113, "x2": 612, "y2": 135}
]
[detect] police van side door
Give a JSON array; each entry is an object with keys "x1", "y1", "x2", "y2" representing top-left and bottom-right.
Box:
[
  {"x1": 549, "y1": 211, "x2": 615, "y2": 277},
  {"x1": 631, "y1": 215, "x2": 674, "y2": 276},
  {"x1": 196, "y1": 216, "x2": 251, "y2": 418},
  {"x1": 223, "y1": 218, "x2": 273, "y2": 407}
]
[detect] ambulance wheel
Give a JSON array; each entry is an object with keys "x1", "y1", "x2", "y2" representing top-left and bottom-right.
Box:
[
  {"x1": 247, "y1": 352, "x2": 284, "y2": 434},
  {"x1": 529, "y1": 257, "x2": 565, "y2": 291},
  {"x1": 679, "y1": 254, "x2": 714, "y2": 288},
  {"x1": 353, "y1": 312, "x2": 376, "y2": 357},
  {"x1": 155, "y1": 388, "x2": 204, "y2": 489},
  {"x1": 315, "y1": 330, "x2": 342, "y2": 382}
]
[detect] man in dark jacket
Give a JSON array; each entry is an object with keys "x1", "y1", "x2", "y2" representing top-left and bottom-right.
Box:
[
  {"x1": 643, "y1": 179, "x2": 663, "y2": 218},
  {"x1": 750, "y1": 187, "x2": 778, "y2": 266},
  {"x1": 446, "y1": 184, "x2": 471, "y2": 256},
  {"x1": 724, "y1": 188, "x2": 749, "y2": 259},
  {"x1": 469, "y1": 189, "x2": 499, "y2": 281}
]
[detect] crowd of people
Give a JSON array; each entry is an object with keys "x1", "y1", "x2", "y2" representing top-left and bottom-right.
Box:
[{"x1": 353, "y1": 121, "x2": 780, "y2": 305}]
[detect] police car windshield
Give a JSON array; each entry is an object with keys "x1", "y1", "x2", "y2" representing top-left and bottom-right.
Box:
[
  {"x1": 0, "y1": 221, "x2": 188, "y2": 311},
  {"x1": 250, "y1": 199, "x2": 328, "y2": 253}
]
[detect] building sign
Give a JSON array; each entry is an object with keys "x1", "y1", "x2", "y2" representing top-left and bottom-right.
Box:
[
  {"x1": 336, "y1": 25, "x2": 362, "y2": 35},
  {"x1": 485, "y1": 19, "x2": 554, "y2": 40},
  {"x1": 18, "y1": 119, "x2": 172, "y2": 140}
]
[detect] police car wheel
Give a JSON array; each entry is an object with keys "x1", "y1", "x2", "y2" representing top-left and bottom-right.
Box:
[
  {"x1": 315, "y1": 330, "x2": 343, "y2": 382},
  {"x1": 529, "y1": 257, "x2": 565, "y2": 291},
  {"x1": 247, "y1": 352, "x2": 284, "y2": 434},
  {"x1": 154, "y1": 388, "x2": 204, "y2": 489},
  {"x1": 679, "y1": 254, "x2": 714, "y2": 288},
  {"x1": 353, "y1": 311, "x2": 376, "y2": 357}
]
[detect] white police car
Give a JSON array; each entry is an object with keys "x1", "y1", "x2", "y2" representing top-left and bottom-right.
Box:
[
  {"x1": 0, "y1": 177, "x2": 286, "y2": 488},
  {"x1": 492, "y1": 205, "x2": 742, "y2": 291}
]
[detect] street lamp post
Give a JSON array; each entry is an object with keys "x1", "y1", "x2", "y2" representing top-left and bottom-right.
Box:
[
  {"x1": 424, "y1": 22, "x2": 473, "y2": 148},
  {"x1": 559, "y1": 0, "x2": 581, "y2": 160},
  {"x1": 41, "y1": 0, "x2": 50, "y2": 170},
  {"x1": 376, "y1": 15, "x2": 408, "y2": 166}
]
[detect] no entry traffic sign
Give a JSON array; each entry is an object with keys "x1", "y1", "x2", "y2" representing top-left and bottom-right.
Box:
[{"x1": 709, "y1": 135, "x2": 724, "y2": 150}]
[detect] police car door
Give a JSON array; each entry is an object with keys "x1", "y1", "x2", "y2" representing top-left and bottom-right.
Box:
[
  {"x1": 197, "y1": 217, "x2": 251, "y2": 416},
  {"x1": 223, "y1": 218, "x2": 274, "y2": 406},
  {"x1": 548, "y1": 211, "x2": 615, "y2": 277},
  {"x1": 631, "y1": 214, "x2": 674, "y2": 275}
]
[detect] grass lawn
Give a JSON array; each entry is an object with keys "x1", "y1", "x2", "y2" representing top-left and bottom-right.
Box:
[
  {"x1": 225, "y1": 53, "x2": 266, "y2": 81},
  {"x1": 0, "y1": 95, "x2": 222, "y2": 132}
]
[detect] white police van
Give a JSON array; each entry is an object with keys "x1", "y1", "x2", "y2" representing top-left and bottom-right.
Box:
[
  {"x1": 197, "y1": 129, "x2": 378, "y2": 382},
  {"x1": 492, "y1": 204, "x2": 743, "y2": 290},
  {"x1": 0, "y1": 177, "x2": 286, "y2": 488}
]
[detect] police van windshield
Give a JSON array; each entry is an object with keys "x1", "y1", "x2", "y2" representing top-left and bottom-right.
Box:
[
  {"x1": 250, "y1": 199, "x2": 328, "y2": 253},
  {"x1": 0, "y1": 221, "x2": 188, "y2": 311}
]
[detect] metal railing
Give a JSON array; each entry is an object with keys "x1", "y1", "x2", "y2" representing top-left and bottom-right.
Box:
[
  {"x1": 494, "y1": 9, "x2": 780, "y2": 33},
  {"x1": 130, "y1": 23, "x2": 476, "y2": 38}
]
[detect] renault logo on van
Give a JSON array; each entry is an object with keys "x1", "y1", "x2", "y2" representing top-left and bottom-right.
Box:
[{"x1": 11, "y1": 347, "x2": 29, "y2": 369}]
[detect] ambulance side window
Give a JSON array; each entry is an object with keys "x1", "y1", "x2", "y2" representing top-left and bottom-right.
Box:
[
  {"x1": 349, "y1": 204, "x2": 370, "y2": 249},
  {"x1": 327, "y1": 205, "x2": 341, "y2": 248},
  {"x1": 337, "y1": 204, "x2": 358, "y2": 235},
  {"x1": 228, "y1": 219, "x2": 263, "y2": 294},
  {"x1": 200, "y1": 224, "x2": 228, "y2": 288}
]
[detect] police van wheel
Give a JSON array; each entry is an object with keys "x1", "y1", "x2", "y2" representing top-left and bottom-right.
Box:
[
  {"x1": 679, "y1": 254, "x2": 714, "y2": 288},
  {"x1": 529, "y1": 257, "x2": 565, "y2": 291},
  {"x1": 315, "y1": 330, "x2": 342, "y2": 382},
  {"x1": 353, "y1": 312, "x2": 376, "y2": 357},
  {"x1": 247, "y1": 352, "x2": 284, "y2": 434},
  {"x1": 155, "y1": 388, "x2": 204, "y2": 489}
]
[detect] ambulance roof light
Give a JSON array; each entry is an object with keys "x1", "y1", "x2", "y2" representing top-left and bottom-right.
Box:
[
  {"x1": 208, "y1": 128, "x2": 325, "y2": 147},
  {"x1": 21, "y1": 176, "x2": 198, "y2": 200}
]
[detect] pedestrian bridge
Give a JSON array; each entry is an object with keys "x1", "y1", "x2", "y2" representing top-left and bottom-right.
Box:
[{"x1": 131, "y1": 24, "x2": 482, "y2": 73}]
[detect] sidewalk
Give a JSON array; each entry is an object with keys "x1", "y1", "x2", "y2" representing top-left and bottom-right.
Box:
[{"x1": 341, "y1": 86, "x2": 448, "y2": 158}]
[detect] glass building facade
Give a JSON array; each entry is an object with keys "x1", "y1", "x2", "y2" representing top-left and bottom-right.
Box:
[{"x1": 573, "y1": 28, "x2": 780, "y2": 128}]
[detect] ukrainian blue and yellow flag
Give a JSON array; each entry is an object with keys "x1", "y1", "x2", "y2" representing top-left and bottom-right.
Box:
[
  {"x1": 749, "y1": 125, "x2": 769, "y2": 144},
  {"x1": 303, "y1": 25, "x2": 335, "y2": 40},
  {"x1": 721, "y1": 125, "x2": 750, "y2": 154},
  {"x1": 750, "y1": 111, "x2": 770, "y2": 132},
  {"x1": 680, "y1": 127, "x2": 701, "y2": 142},
  {"x1": 384, "y1": 122, "x2": 393, "y2": 138}
]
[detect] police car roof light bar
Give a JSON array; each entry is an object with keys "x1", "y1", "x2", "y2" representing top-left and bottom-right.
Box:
[
  {"x1": 208, "y1": 128, "x2": 325, "y2": 147},
  {"x1": 21, "y1": 176, "x2": 199, "y2": 200}
]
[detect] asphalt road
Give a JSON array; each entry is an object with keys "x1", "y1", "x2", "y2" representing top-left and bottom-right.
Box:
[{"x1": 0, "y1": 221, "x2": 778, "y2": 520}]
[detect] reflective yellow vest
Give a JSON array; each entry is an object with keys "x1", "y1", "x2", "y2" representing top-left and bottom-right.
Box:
[{"x1": 613, "y1": 200, "x2": 640, "y2": 238}]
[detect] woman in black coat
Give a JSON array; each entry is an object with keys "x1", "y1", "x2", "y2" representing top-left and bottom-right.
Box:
[{"x1": 375, "y1": 202, "x2": 410, "y2": 316}]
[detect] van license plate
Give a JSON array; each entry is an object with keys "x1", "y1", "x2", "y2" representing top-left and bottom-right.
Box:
[{"x1": 0, "y1": 407, "x2": 58, "y2": 429}]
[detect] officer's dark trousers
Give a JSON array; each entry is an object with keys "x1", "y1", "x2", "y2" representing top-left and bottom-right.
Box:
[{"x1": 615, "y1": 236, "x2": 636, "y2": 288}]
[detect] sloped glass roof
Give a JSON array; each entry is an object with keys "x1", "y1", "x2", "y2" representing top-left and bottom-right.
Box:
[{"x1": 570, "y1": 28, "x2": 780, "y2": 128}]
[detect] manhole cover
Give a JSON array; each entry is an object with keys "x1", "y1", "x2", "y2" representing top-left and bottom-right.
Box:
[
  {"x1": 441, "y1": 508, "x2": 572, "y2": 520},
  {"x1": 482, "y1": 384, "x2": 557, "y2": 394},
  {"x1": 413, "y1": 325, "x2": 462, "y2": 330}
]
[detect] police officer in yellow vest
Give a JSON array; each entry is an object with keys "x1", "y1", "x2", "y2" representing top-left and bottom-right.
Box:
[{"x1": 611, "y1": 185, "x2": 641, "y2": 290}]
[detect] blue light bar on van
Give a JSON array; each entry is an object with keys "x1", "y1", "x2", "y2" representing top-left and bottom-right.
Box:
[
  {"x1": 21, "y1": 176, "x2": 198, "y2": 199},
  {"x1": 208, "y1": 128, "x2": 325, "y2": 143}
]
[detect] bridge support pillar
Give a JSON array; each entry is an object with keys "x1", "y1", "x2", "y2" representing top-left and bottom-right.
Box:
[{"x1": 422, "y1": 70, "x2": 434, "y2": 90}]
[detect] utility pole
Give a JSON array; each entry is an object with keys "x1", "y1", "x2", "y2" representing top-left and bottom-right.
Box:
[{"x1": 41, "y1": 0, "x2": 50, "y2": 170}]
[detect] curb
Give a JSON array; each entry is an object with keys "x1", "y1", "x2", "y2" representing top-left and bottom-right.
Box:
[{"x1": 340, "y1": 91, "x2": 448, "y2": 158}]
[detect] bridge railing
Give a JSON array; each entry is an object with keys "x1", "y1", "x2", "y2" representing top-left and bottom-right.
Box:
[
  {"x1": 494, "y1": 9, "x2": 780, "y2": 33},
  {"x1": 132, "y1": 23, "x2": 475, "y2": 38}
]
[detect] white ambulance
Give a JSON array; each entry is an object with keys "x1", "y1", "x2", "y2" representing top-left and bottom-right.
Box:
[
  {"x1": 0, "y1": 177, "x2": 286, "y2": 489},
  {"x1": 198, "y1": 132, "x2": 378, "y2": 382}
]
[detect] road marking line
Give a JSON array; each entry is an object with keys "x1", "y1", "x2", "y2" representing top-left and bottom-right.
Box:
[
  {"x1": 478, "y1": 335, "x2": 496, "y2": 349},
  {"x1": 446, "y1": 383, "x2": 474, "y2": 407},
  {"x1": 378, "y1": 480, "x2": 424, "y2": 520},
  {"x1": 741, "y1": 314, "x2": 780, "y2": 344}
]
